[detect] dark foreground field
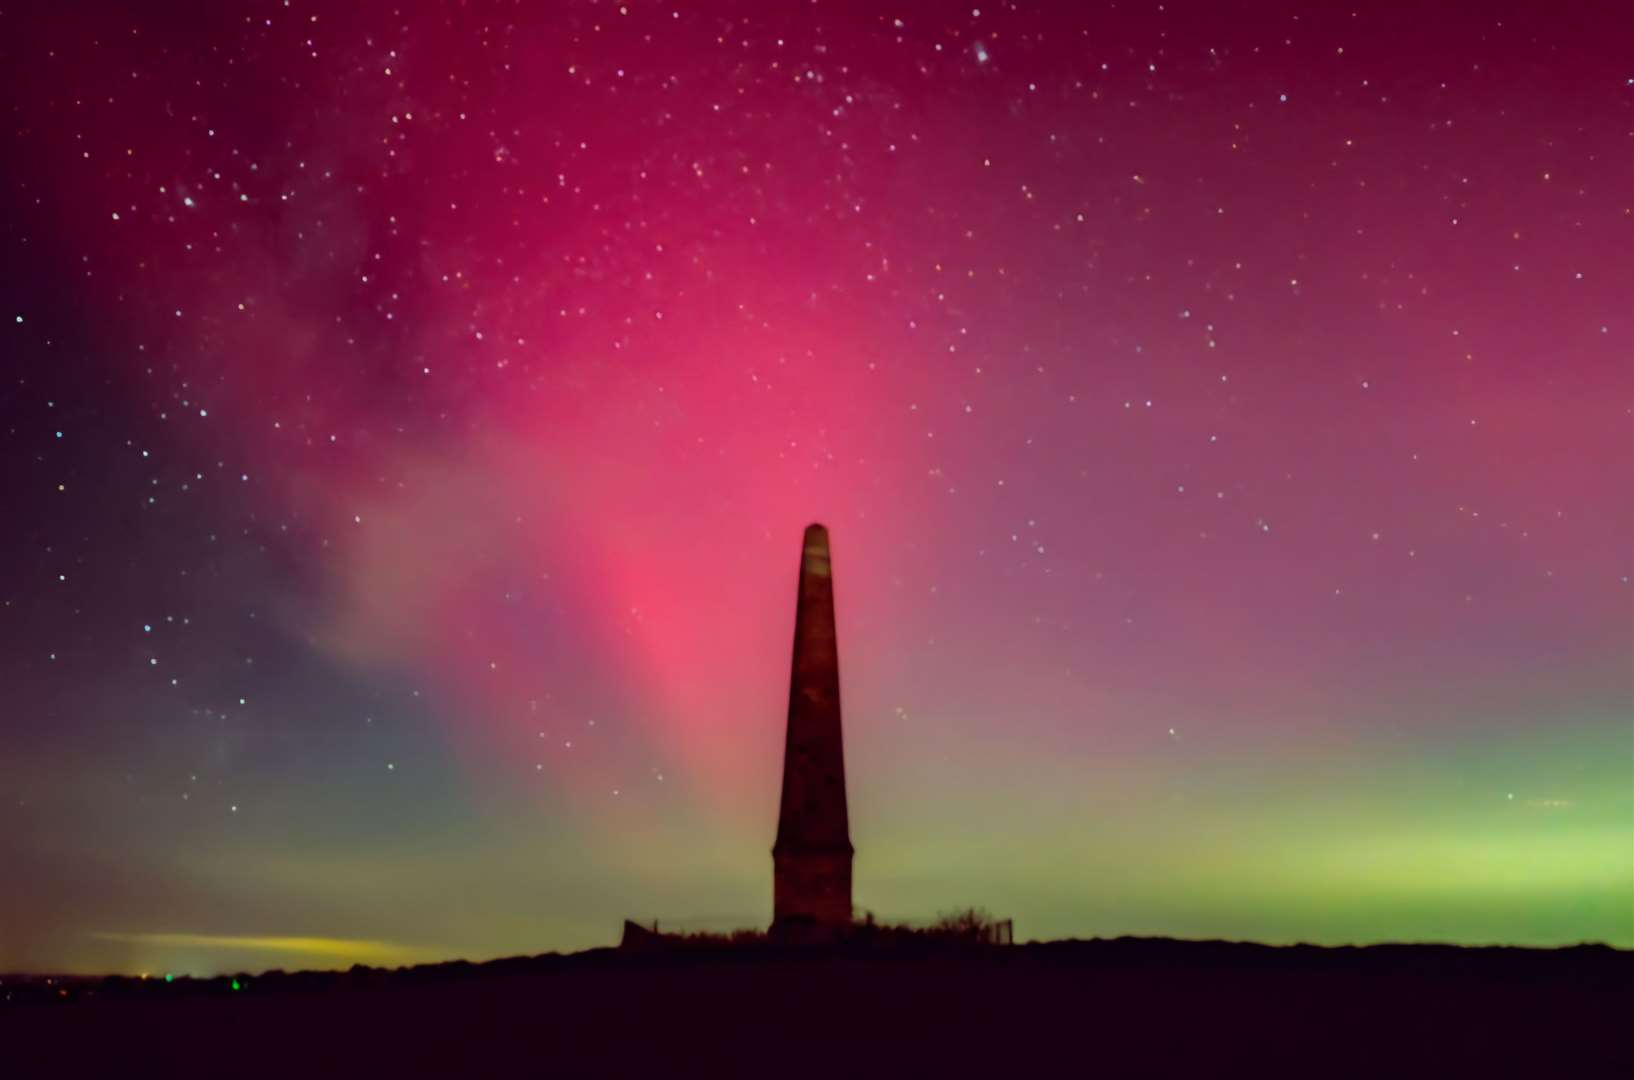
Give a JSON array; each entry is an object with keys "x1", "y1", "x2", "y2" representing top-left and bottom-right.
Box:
[{"x1": 5, "y1": 938, "x2": 1629, "y2": 1076}]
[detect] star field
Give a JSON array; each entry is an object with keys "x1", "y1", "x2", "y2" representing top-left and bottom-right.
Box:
[{"x1": 1, "y1": 1, "x2": 1630, "y2": 974}]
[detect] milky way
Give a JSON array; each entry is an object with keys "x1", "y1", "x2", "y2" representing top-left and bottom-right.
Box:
[{"x1": 3, "y1": 1, "x2": 1630, "y2": 974}]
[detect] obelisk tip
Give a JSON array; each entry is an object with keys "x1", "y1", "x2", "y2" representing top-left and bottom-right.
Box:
[{"x1": 801, "y1": 523, "x2": 831, "y2": 573}]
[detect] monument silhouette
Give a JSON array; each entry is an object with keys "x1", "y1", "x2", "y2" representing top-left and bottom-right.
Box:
[
  {"x1": 771, "y1": 523, "x2": 854, "y2": 933},
  {"x1": 616, "y1": 522, "x2": 1012, "y2": 948}
]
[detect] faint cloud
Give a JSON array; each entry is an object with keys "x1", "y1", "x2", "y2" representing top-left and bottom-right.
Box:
[
  {"x1": 89, "y1": 932, "x2": 430, "y2": 967},
  {"x1": 1524, "y1": 798, "x2": 1573, "y2": 810}
]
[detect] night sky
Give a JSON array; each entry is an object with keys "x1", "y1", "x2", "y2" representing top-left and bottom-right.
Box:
[{"x1": 3, "y1": 1, "x2": 1630, "y2": 976}]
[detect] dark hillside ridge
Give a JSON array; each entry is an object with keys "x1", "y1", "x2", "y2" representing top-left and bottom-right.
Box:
[
  {"x1": 7, "y1": 938, "x2": 1628, "y2": 1075},
  {"x1": 6, "y1": 936, "x2": 1630, "y2": 1003}
]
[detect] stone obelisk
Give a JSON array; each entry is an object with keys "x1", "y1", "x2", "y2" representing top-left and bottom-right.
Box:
[{"x1": 772, "y1": 523, "x2": 854, "y2": 931}]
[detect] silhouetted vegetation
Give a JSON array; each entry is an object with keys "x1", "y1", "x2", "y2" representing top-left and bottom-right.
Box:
[{"x1": 617, "y1": 908, "x2": 1015, "y2": 952}]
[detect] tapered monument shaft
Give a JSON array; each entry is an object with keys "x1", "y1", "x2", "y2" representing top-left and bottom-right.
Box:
[{"x1": 772, "y1": 523, "x2": 854, "y2": 928}]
